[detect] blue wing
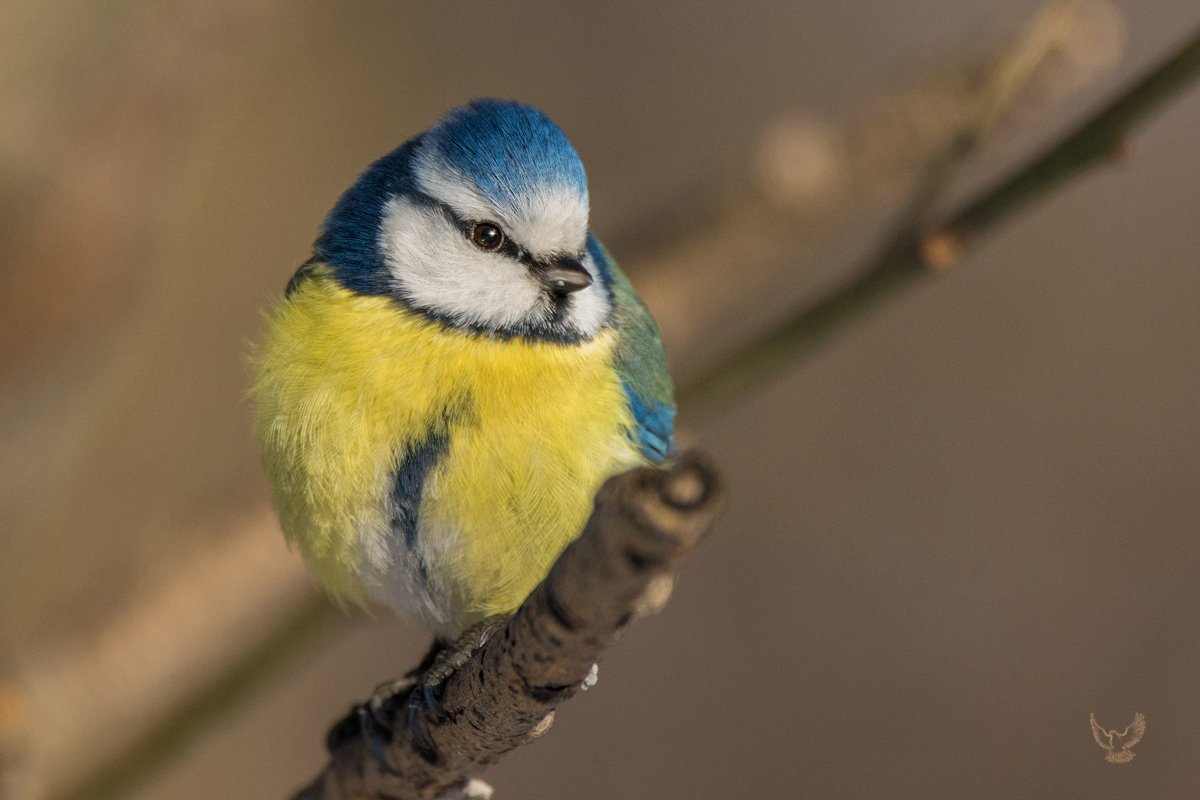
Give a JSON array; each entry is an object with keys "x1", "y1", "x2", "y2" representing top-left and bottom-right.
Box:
[
  {"x1": 588, "y1": 234, "x2": 675, "y2": 464},
  {"x1": 622, "y1": 383, "x2": 675, "y2": 463}
]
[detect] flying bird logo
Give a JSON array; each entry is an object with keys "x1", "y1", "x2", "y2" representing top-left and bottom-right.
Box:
[{"x1": 1090, "y1": 712, "x2": 1145, "y2": 764}]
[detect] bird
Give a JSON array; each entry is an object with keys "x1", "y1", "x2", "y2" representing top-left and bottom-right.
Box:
[
  {"x1": 1090, "y1": 712, "x2": 1145, "y2": 763},
  {"x1": 251, "y1": 99, "x2": 674, "y2": 656}
]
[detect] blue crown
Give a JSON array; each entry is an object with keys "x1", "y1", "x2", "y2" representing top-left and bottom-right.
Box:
[{"x1": 423, "y1": 99, "x2": 588, "y2": 215}]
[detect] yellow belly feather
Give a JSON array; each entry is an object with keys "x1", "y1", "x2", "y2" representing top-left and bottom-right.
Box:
[{"x1": 253, "y1": 269, "x2": 641, "y2": 629}]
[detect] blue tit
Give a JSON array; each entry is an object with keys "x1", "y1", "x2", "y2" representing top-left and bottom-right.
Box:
[{"x1": 252, "y1": 99, "x2": 674, "y2": 643}]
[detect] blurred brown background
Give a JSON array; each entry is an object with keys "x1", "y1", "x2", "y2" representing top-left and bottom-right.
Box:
[{"x1": 2, "y1": 1, "x2": 1198, "y2": 798}]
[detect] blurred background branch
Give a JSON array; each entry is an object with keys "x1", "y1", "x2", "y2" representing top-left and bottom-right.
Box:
[{"x1": 681, "y1": 19, "x2": 1200, "y2": 415}]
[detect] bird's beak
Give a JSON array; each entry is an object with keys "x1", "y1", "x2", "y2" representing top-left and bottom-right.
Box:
[{"x1": 538, "y1": 257, "x2": 592, "y2": 294}]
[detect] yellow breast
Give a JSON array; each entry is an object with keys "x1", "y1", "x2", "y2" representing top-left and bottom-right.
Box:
[{"x1": 252, "y1": 269, "x2": 641, "y2": 632}]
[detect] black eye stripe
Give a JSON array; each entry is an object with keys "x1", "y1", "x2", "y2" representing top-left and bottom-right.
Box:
[
  {"x1": 407, "y1": 190, "x2": 473, "y2": 235},
  {"x1": 409, "y1": 191, "x2": 578, "y2": 266}
]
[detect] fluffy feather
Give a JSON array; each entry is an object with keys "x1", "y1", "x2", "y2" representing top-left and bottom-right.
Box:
[
  {"x1": 252, "y1": 99, "x2": 674, "y2": 639},
  {"x1": 253, "y1": 267, "x2": 646, "y2": 637}
]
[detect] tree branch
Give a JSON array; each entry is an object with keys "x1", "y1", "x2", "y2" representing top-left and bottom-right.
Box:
[{"x1": 292, "y1": 453, "x2": 724, "y2": 800}]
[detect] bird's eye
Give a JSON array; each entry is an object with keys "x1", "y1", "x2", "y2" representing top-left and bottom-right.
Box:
[{"x1": 471, "y1": 222, "x2": 505, "y2": 251}]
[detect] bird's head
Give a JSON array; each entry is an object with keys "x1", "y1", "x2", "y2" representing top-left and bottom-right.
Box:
[{"x1": 314, "y1": 99, "x2": 610, "y2": 341}]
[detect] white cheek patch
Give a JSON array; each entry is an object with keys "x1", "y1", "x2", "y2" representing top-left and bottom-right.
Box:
[
  {"x1": 379, "y1": 196, "x2": 544, "y2": 329},
  {"x1": 567, "y1": 250, "x2": 610, "y2": 335}
]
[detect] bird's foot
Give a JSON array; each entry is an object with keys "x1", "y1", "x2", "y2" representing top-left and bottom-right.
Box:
[
  {"x1": 407, "y1": 617, "x2": 509, "y2": 764},
  {"x1": 348, "y1": 675, "x2": 419, "y2": 775}
]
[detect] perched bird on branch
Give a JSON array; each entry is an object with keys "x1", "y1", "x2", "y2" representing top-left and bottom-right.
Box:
[{"x1": 252, "y1": 99, "x2": 674, "y2": 649}]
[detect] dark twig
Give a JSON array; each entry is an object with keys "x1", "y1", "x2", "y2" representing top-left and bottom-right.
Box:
[{"x1": 292, "y1": 453, "x2": 724, "y2": 800}]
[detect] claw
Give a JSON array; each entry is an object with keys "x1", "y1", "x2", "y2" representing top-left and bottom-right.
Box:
[
  {"x1": 363, "y1": 620, "x2": 508, "y2": 769},
  {"x1": 422, "y1": 681, "x2": 441, "y2": 718},
  {"x1": 354, "y1": 676, "x2": 416, "y2": 775},
  {"x1": 405, "y1": 618, "x2": 507, "y2": 764},
  {"x1": 406, "y1": 678, "x2": 442, "y2": 764},
  {"x1": 357, "y1": 701, "x2": 401, "y2": 775}
]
